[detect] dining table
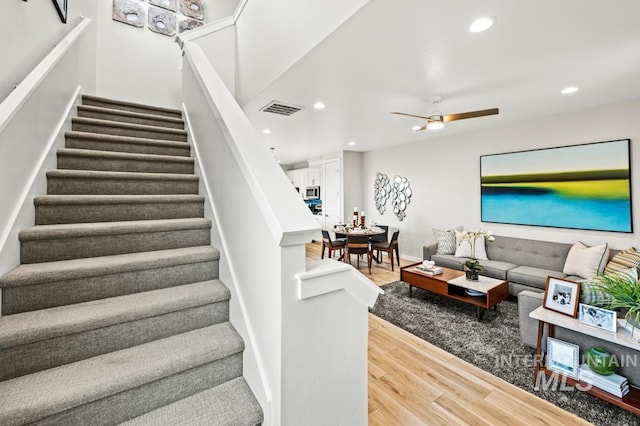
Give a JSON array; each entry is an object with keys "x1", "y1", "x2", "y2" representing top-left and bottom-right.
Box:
[{"x1": 332, "y1": 226, "x2": 386, "y2": 262}]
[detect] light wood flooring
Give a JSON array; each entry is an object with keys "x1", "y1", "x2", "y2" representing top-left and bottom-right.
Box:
[{"x1": 306, "y1": 241, "x2": 591, "y2": 425}]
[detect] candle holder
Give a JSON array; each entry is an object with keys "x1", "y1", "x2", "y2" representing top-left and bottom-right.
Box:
[{"x1": 360, "y1": 215, "x2": 366, "y2": 229}]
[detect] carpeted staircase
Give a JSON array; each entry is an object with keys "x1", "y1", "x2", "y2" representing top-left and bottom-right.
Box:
[{"x1": 0, "y1": 95, "x2": 264, "y2": 425}]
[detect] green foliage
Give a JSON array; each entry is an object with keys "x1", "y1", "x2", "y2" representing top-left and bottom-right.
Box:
[
  {"x1": 464, "y1": 259, "x2": 483, "y2": 272},
  {"x1": 590, "y1": 272, "x2": 640, "y2": 333}
]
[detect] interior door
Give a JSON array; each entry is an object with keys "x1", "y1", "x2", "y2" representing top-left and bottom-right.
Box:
[{"x1": 323, "y1": 158, "x2": 342, "y2": 232}]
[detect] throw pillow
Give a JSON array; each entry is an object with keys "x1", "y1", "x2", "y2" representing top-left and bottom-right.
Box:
[
  {"x1": 604, "y1": 247, "x2": 640, "y2": 277},
  {"x1": 433, "y1": 226, "x2": 463, "y2": 255},
  {"x1": 563, "y1": 241, "x2": 609, "y2": 280},
  {"x1": 454, "y1": 230, "x2": 488, "y2": 260},
  {"x1": 580, "y1": 281, "x2": 610, "y2": 306}
]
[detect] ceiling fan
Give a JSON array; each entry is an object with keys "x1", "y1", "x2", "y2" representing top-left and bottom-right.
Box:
[{"x1": 392, "y1": 96, "x2": 499, "y2": 131}]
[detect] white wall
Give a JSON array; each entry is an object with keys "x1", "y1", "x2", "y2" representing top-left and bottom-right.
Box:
[
  {"x1": 0, "y1": 0, "x2": 97, "y2": 103},
  {"x1": 362, "y1": 99, "x2": 640, "y2": 260},
  {"x1": 234, "y1": 0, "x2": 370, "y2": 106},
  {"x1": 343, "y1": 151, "x2": 363, "y2": 222},
  {"x1": 93, "y1": 0, "x2": 238, "y2": 108}
]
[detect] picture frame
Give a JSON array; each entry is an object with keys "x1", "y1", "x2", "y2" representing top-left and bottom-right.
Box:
[
  {"x1": 578, "y1": 303, "x2": 617, "y2": 332},
  {"x1": 543, "y1": 276, "x2": 581, "y2": 317},
  {"x1": 480, "y1": 139, "x2": 632, "y2": 233},
  {"x1": 547, "y1": 337, "x2": 580, "y2": 379},
  {"x1": 52, "y1": 0, "x2": 67, "y2": 23}
]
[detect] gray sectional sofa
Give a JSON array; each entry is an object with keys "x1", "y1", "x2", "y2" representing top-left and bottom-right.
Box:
[
  {"x1": 423, "y1": 234, "x2": 611, "y2": 296},
  {"x1": 423, "y1": 235, "x2": 639, "y2": 386}
]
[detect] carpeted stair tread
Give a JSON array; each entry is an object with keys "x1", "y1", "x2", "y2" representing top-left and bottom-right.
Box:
[
  {"x1": 57, "y1": 148, "x2": 195, "y2": 174},
  {"x1": 47, "y1": 169, "x2": 198, "y2": 182},
  {"x1": 77, "y1": 105, "x2": 184, "y2": 129},
  {"x1": 120, "y1": 377, "x2": 263, "y2": 426},
  {"x1": 72, "y1": 117, "x2": 187, "y2": 142},
  {"x1": 65, "y1": 131, "x2": 190, "y2": 157},
  {"x1": 0, "y1": 246, "x2": 218, "y2": 289},
  {"x1": 0, "y1": 323, "x2": 244, "y2": 426},
  {"x1": 47, "y1": 169, "x2": 199, "y2": 195},
  {"x1": 34, "y1": 194, "x2": 205, "y2": 224},
  {"x1": 82, "y1": 95, "x2": 182, "y2": 119},
  {"x1": 20, "y1": 218, "x2": 211, "y2": 241},
  {"x1": 0, "y1": 280, "x2": 229, "y2": 349},
  {"x1": 35, "y1": 194, "x2": 204, "y2": 207},
  {"x1": 19, "y1": 218, "x2": 211, "y2": 263}
]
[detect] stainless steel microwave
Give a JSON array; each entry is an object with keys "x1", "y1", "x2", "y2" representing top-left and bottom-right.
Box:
[{"x1": 305, "y1": 186, "x2": 320, "y2": 199}]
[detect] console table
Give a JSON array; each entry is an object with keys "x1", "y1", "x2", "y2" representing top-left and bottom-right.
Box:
[{"x1": 530, "y1": 306, "x2": 640, "y2": 415}]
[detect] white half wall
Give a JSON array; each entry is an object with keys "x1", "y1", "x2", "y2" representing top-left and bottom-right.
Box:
[{"x1": 362, "y1": 99, "x2": 640, "y2": 259}]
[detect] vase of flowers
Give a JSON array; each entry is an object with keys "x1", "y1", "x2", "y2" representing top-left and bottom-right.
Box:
[{"x1": 458, "y1": 230, "x2": 495, "y2": 281}]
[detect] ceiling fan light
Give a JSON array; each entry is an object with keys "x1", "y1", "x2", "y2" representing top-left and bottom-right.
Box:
[{"x1": 427, "y1": 119, "x2": 444, "y2": 130}]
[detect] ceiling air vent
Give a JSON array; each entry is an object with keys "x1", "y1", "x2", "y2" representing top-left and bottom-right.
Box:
[{"x1": 260, "y1": 101, "x2": 304, "y2": 116}]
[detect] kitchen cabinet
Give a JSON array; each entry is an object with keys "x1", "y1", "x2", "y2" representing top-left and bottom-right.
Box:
[
  {"x1": 286, "y1": 169, "x2": 306, "y2": 197},
  {"x1": 307, "y1": 167, "x2": 322, "y2": 187}
]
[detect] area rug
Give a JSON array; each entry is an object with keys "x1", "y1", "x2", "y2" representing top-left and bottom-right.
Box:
[{"x1": 370, "y1": 281, "x2": 638, "y2": 426}]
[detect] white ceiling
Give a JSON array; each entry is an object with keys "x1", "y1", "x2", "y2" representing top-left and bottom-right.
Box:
[{"x1": 242, "y1": 0, "x2": 640, "y2": 166}]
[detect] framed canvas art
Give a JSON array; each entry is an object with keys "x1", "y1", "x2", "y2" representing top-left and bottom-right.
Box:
[
  {"x1": 480, "y1": 139, "x2": 632, "y2": 233},
  {"x1": 52, "y1": 0, "x2": 67, "y2": 23}
]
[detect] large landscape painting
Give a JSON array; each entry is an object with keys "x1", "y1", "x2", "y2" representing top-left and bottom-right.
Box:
[{"x1": 480, "y1": 139, "x2": 632, "y2": 233}]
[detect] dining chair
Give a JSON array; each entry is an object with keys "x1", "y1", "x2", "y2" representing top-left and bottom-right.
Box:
[
  {"x1": 368, "y1": 225, "x2": 388, "y2": 244},
  {"x1": 321, "y1": 230, "x2": 346, "y2": 259},
  {"x1": 371, "y1": 230, "x2": 400, "y2": 271},
  {"x1": 345, "y1": 234, "x2": 372, "y2": 274}
]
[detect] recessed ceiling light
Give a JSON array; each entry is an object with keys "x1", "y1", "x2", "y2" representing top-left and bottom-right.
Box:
[
  {"x1": 561, "y1": 86, "x2": 579, "y2": 95},
  {"x1": 347, "y1": 141, "x2": 356, "y2": 146},
  {"x1": 262, "y1": 129, "x2": 272, "y2": 134},
  {"x1": 412, "y1": 125, "x2": 422, "y2": 131},
  {"x1": 313, "y1": 101, "x2": 326, "y2": 110},
  {"x1": 276, "y1": 159, "x2": 281, "y2": 163},
  {"x1": 469, "y1": 16, "x2": 495, "y2": 33}
]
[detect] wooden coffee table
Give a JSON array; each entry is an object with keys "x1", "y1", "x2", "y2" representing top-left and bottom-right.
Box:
[{"x1": 400, "y1": 262, "x2": 509, "y2": 320}]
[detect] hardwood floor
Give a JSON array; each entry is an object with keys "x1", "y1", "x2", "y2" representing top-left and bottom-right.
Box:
[{"x1": 305, "y1": 242, "x2": 591, "y2": 425}]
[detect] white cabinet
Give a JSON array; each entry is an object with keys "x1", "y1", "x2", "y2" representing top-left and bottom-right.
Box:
[
  {"x1": 307, "y1": 167, "x2": 322, "y2": 187},
  {"x1": 286, "y1": 169, "x2": 306, "y2": 197}
]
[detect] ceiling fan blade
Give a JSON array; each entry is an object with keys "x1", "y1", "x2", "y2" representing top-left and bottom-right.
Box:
[
  {"x1": 391, "y1": 112, "x2": 432, "y2": 120},
  {"x1": 443, "y1": 108, "x2": 499, "y2": 122}
]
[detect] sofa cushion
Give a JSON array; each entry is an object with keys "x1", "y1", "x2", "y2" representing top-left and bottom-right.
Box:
[
  {"x1": 604, "y1": 247, "x2": 640, "y2": 277},
  {"x1": 563, "y1": 241, "x2": 609, "y2": 279},
  {"x1": 454, "y1": 230, "x2": 488, "y2": 260},
  {"x1": 486, "y1": 235, "x2": 572, "y2": 272},
  {"x1": 431, "y1": 254, "x2": 465, "y2": 271},
  {"x1": 507, "y1": 266, "x2": 567, "y2": 290},
  {"x1": 432, "y1": 226, "x2": 462, "y2": 255},
  {"x1": 477, "y1": 260, "x2": 517, "y2": 280}
]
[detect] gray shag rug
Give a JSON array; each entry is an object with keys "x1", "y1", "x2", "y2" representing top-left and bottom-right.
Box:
[{"x1": 371, "y1": 281, "x2": 639, "y2": 426}]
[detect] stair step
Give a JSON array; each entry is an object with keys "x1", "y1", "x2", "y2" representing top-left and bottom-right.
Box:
[
  {"x1": 121, "y1": 377, "x2": 263, "y2": 425},
  {"x1": 72, "y1": 117, "x2": 188, "y2": 142},
  {"x1": 77, "y1": 105, "x2": 185, "y2": 129},
  {"x1": 0, "y1": 280, "x2": 230, "y2": 380},
  {"x1": 0, "y1": 246, "x2": 219, "y2": 314},
  {"x1": 47, "y1": 169, "x2": 199, "y2": 195},
  {"x1": 82, "y1": 94, "x2": 182, "y2": 119},
  {"x1": 19, "y1": 218, "x2": 211, "y2": 264},
  {"x1": 0, "y1": 323, "x2": 244, "y2": 425},
  {"x1": 57, "y1": 148, "x2": 195, "y2": 174},
  {"x1": 35, "y1": 194, "x2": 204, "y2": 224},
  {"x1": 65, "y1": 131, "x2": 190, "y2": 157}
]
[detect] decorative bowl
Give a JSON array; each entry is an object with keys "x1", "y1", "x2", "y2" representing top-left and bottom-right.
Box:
[{"x1": 584, "y1": 347, "x2": 617, "y2": 376}]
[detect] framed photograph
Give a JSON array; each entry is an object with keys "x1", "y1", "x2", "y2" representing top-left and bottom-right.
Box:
[
  {"x1": 547, "y1": 337, "x2": 580, "y2": 379},
  {"x1": 578, "y1": 303, "x2": 617, "y2": 332},
  {"x1": 543, "y1": 276, "x2": 581, "y2": 317},
  {"x1": 52, "y1": 0, "x2": 67, "y2": 23},
  {"x1": 480, "y1": 139, "x2": 632, "y2": 233}
]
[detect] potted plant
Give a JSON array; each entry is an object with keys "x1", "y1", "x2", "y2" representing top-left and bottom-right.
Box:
[
  {"x1": 590, "y1": 272, "x2": 640, "y2": 335},
  {"x1": 464, "y1": 259, "x2": 482, "y2": 281}
]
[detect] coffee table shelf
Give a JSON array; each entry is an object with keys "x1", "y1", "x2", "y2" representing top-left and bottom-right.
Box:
[{"x1": 400, "y1": 263, "x2": 509, "y2": 320}]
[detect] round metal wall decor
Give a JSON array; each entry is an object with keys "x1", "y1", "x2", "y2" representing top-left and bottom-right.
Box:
[
  {"x1": 391, "y1": 175, "x2": 411, "y2": 221},
  {"x1": 373, "y1": 172, "x2": 412, "y2": 220},
  {"x1": 374, "y1": 172, "x2": 392, "y2": 214}
]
